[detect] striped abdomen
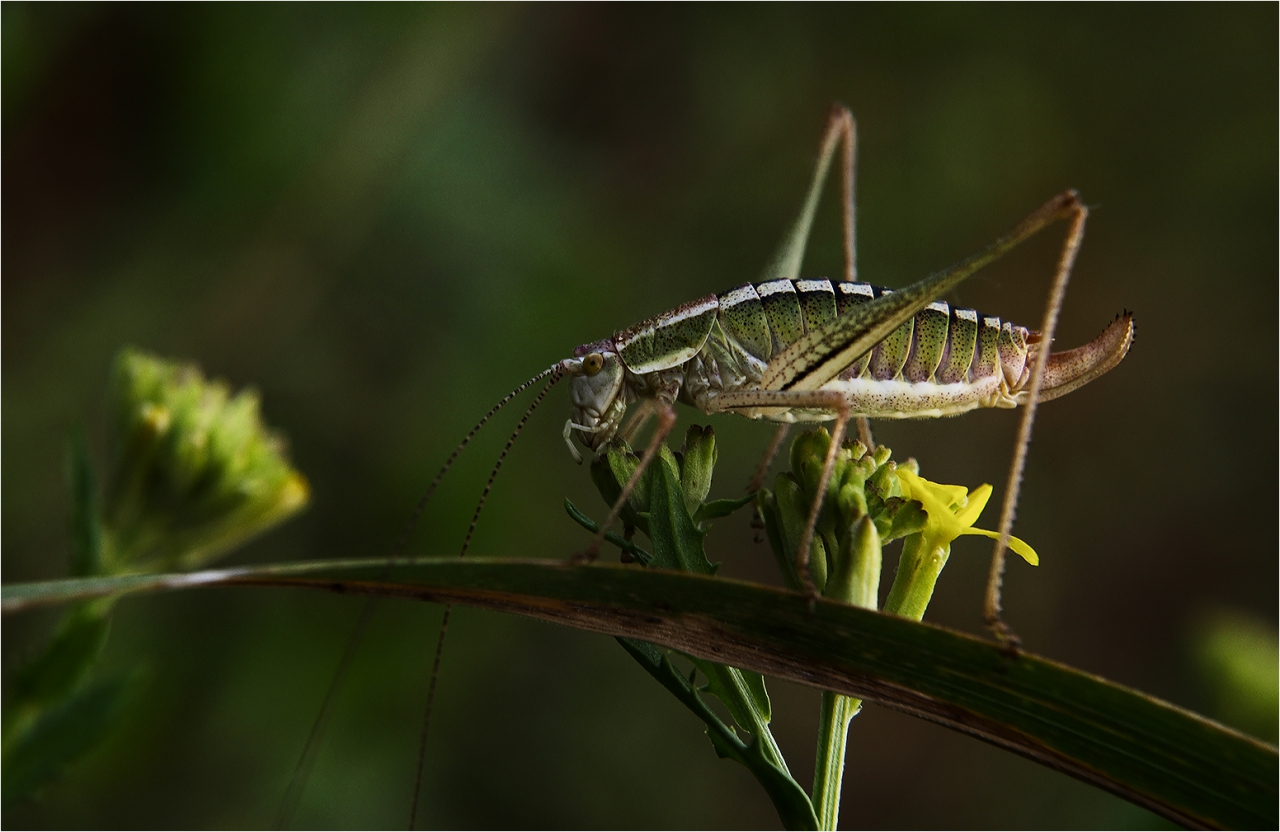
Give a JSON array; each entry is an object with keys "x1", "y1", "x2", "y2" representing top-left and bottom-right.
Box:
[{"x1": 714, "y1": 278, "x2": 1034, "y2": 418}]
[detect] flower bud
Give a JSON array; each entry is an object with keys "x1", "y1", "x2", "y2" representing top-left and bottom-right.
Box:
[
  {"x1": 825, "y1": 515, "x2": 881, "y2": 609},
  {"x1": 679, "y1": 425, "x2": 717, "y2": 517},
  {"x1": 101, "y1": 348, "x2": 309, "y2": 573}
]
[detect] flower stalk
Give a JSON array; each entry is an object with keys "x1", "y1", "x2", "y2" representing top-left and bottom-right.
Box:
[
  {"x1": 571, "y1": 425, "x2": 1041, "y2": 831},
  {"x1": 755, "y1": 427, "x2": 1040, "y2": 829}
]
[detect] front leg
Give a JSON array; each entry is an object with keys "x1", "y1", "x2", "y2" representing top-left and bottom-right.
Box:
[{"x1": 576, "y1": 373, "x2": 683, "y2": 563}]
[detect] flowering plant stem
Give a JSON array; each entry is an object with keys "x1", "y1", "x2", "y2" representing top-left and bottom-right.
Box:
[{"x1": 812, "y1": 691, "x2": 860, "y2": 829}]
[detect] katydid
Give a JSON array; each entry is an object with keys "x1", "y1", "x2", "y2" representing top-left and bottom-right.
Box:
[{"x1": 283, "y1": 105, "x2": 1134, "y2": 827}]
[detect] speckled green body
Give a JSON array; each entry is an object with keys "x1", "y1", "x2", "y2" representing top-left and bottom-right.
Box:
[{"x1": 601, "y1": 278, "x2": 1035, "y2": 423}]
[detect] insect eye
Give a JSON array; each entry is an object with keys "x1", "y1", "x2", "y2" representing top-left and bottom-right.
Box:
[{"x1": 583, "y1": 353, "x2": 605, "y2": 376}]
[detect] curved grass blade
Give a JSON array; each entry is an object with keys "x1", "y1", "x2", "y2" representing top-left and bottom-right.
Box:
[{"x1": 4, "y1": 558, "x2": 1276, "y2": 830}]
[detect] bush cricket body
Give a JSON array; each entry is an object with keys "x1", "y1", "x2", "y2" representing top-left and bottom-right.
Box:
[{"x1": 284, "y1": 105, "x2": 1134, "y2": 827}]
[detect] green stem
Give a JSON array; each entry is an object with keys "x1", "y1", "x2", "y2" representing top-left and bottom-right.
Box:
[
  {"x1": 718, "y1": 665, "x2": 790, "y2": 774},
  {"x1": 883, "y1": 534, "x2": 949, "y2": 621},
  {"x1": 618, "y1": 639, "x2": 817, "y2": 830},
  {"x1": 811, "y1": 515, "x2": 880, "y2": 829},
  {"x1": 812, "y1": 691, "x2": 861, "y2": 829}
]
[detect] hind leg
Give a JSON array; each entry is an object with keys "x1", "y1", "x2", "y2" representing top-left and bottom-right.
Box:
[{"x1": 984, "y1": 197, "x2": 1090, "y2": 649}]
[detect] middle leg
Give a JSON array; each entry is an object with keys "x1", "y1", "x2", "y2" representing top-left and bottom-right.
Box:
[{"x1": 710, "y1": 388, "x2": 852, "y2": 597}]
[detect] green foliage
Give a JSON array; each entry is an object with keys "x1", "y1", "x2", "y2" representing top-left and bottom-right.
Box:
[
  {"x1": 9, "y1": 606, "x2": 110, "y2": 710},
  {"x1": 571, "y1": 427, "x2": 816, "y2": 827},
  {"x1": 66, "y1": 432, "x2": 104, "y2": 578},
  {"x1": 617, "y1": 640, "x2": 817, "y2": 831},
  {"x1": 756, "y1": 428, "x2": 925, "y2": 604},
  {"x1": 575, "y1": 426, "x2": 1053, "y2": 830},
  {"x1": 1, "y1": 673, "x2": 139, "y2": 809},
  {"x1": 2, "y1": 349, "x2": 309, "y2": 808},
  {"x1": 1192, "y1": 610, "x2": 1279, "y2": 744}
]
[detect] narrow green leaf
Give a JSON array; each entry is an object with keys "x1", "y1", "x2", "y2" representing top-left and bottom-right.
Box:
[
  {"x1": 692, "y1": 493, "x2": 756, "y2": 525},
  {"x1": 3, "y1": 558, "x2": 1276, "y2": 830},
  {"x1": 563, "y1": 499, "x2": 652, "y2": 565}
]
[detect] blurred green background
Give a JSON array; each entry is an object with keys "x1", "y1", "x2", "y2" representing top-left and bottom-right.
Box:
[{"x1": 3, "y1": 4, "x2": 1275, "y2": 828}]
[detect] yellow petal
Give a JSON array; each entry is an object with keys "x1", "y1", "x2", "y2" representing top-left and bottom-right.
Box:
[
  {"x1": 963, "y1": 528, "x2": 1040, "y2": 566},
  {"x1": 937, "y1": 483, "x2": 971, "y2": 509},
  {"x1": 952, "y1": 484, "x2": 992, "y2": 528},
  {"x1": 896, "y1": 469, "x2": 950, "y2": 515}
]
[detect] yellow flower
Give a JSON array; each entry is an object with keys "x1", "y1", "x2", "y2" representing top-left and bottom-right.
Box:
[{"x1": 896, "y1": 468, "x2": 1039, "y2": 565}]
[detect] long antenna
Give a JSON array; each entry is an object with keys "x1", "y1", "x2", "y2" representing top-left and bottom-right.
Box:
[
  {"x1": 407, "y1": 369, "x2": 564, "y2": 830},
  {"x1": 395, "y1": 365, "x2": 563, "y2": 555},
  {"x1": 275, "y1": 364, "x2": 561, "y2": 830}
]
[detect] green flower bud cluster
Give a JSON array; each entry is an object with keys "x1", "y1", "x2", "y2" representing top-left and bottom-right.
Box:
[
  {"x1": 101, "y1": 348, "x2": 309, "y2": 573},
  {"x1": 758, "y1": 427, "x2": 1040, "y2": 621},
  {"x1": 756, "y1": 427, "x2": 925, "y2": 604},
  {"x1": 3, "y1": 349, "x2": 310, "y2": 808}
]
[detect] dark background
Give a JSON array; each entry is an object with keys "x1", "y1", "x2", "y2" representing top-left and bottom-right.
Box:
[{"x1": 3, "y1": 4, "x2": 1276, "y2": 829}]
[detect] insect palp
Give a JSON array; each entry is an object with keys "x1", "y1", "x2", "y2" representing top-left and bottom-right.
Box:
[{"x1": 561, "y1": 420, "x2": 585, "y2": 463}]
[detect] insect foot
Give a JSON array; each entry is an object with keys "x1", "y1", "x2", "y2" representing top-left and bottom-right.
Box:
[{"x1": 755, "y1": 428, "x2": 1038, "y2": 624}]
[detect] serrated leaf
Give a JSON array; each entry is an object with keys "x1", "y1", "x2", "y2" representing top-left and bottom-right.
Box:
[
  {"x1": 590, "y1": 448, "x2": 650, "y2": 536},
  {"x1": 704, "y1": 724, "x2": 737, "y2": 760},
  {"x1": 615, "y1": 638, "x2": 815, "y2": 830},
  {"x1": 647, "y1": 459, "x2": 716, "y2": 576},
  {"x1": 686, "y1": 658, "x2": 783, "y2": 768}
]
